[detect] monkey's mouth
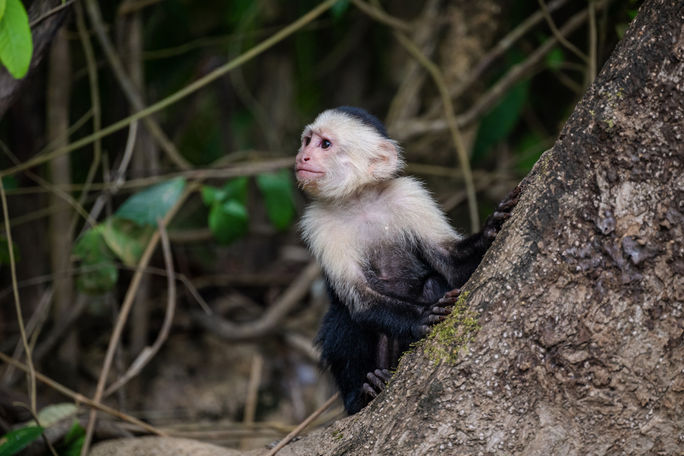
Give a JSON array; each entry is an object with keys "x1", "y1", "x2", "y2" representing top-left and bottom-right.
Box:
[{"x1": 295, "y1": 167, "x2": 324, "y2": 179}]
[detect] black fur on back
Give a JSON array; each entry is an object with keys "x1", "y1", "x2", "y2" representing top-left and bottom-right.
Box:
[{"x1": 334, "y1": 106, "x2": 389, "y2": 139}]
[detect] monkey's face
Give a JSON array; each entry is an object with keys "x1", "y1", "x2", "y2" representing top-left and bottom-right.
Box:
[
  {"x1": 295, "y1": 129, "x2": 331, "y2": 196},
  {"x1": 295, "y1": 110, "x2": 404, "y2": 200}
]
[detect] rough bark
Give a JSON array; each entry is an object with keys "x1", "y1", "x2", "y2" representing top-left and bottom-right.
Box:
[
  {"x1": 92, "y1": 0, "x2": 683, "y2": 454},
  {"x1": 281, "y1": 0, "x2": 683, "y2": 454},
  {"x1": 0, "y1": 0, "x2": 68, "y2": 118}
]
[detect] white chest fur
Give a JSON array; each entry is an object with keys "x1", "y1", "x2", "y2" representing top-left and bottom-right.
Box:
[{"x1": 300, "y1": 177, "x2": 459, "y2": 288}]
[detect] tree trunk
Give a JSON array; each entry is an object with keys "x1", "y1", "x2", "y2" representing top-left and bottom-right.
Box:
[
  {"x1": 281, "y1": 0, "x2": 684, "y2": 454},
  {"x1": 46, "y1": 28, "x2": 78, "y2": 384},
  {"x1": 92, "y1": 0, "x2": 683, "y2": 454}
]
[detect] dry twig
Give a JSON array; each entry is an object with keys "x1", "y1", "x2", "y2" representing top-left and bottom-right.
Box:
[
  {"x1": 0, "y1": 0, "x2": 339, "y2": 179},
  {"x1": 83, "y1": 0, "x2": 190, "y2": 170},
  {"x1": 0, "y1": 352, "x2": 166, "y2": 436},
  {"x1": 194, "y1": 261, "x2": 321, "y2": 341},
  {"x1": 102, "y1": 219, "x2": 177, "y2": 397},
  {"x1": 81, "y1": 185, "x2": 193, "y2": 455},
  {"x1": 0, "y1": 180, "x2": 37, "y2": 413}
]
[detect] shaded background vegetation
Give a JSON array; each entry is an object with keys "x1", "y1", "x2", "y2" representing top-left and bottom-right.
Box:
[{"x1": 0, "y1": 0, "x2": 639, "y2": 453}]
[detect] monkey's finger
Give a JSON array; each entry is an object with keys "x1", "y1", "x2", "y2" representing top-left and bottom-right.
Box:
[
  {"x1": 367, "y1": 372, "x2": 386, "y2": 391},
  {"x1": 375, "y1": 369, "x2": 392, "y2": 383},
  {"x1": 498, "y1": 195, "x2": 519, "y2": 211},
  {"x1": 432, "y1": 305, "x2": 453, "y2": 315},
  {"x1": 445, "y1": 288, "x2": 461, "y2": 298},
  {"x1": 416, "y1": 324, "x2": 431, "y2": 337},
  {"x1": 489, "y1": 210, "x2": 512, "y2": 222},
  {"x1": 438, "y1": 295, "x2": 457, "y2": 304},
  {"x1": 362, "y1": 383, "x2": 378, "y2": 398},
  {"x1": 426, "y1": 314, "x2": 442, "y2": 323}
]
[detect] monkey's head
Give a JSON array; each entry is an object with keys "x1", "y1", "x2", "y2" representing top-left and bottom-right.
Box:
[{"x1": 295, "y1": 107, "x2": 404, "y2": 200}]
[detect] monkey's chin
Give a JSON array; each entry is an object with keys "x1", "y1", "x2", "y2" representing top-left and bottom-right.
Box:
[{"x1": 296, "y1": 178, "x2": 322, "y2": 196}]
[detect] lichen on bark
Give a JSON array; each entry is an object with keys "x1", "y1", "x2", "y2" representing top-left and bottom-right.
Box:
[{"x1": 420, "y1": 291, "x2": 480, "y2": 364}]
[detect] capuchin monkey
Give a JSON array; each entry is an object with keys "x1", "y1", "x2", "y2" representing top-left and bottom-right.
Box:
[{"x1": 295, "y1": 106, "x2": 519, "y2": 414}]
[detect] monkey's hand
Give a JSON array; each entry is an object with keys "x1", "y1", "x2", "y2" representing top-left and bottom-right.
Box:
[
  {"x1": 361, "y1": 369, "x2": 392, "y2": 399},
  {"x1": 414, "y1": 288, "x2": 461, "y2": 337},
  {"x1": 482, "y1": 185, "x2": 521, "y2": 240}
]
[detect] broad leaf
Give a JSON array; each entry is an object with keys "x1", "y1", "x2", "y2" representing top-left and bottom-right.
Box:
[
  {"x1": 0, "y1": 0, "x2": 6, "y2": 22},
  {"x1": 256, "y1": 171, "x2": 295, "y2": 231},
  {"x1": 0, "y1": 236, "x2": 19, "y2": 265},
  {"x1": 58, "y1": 421, "x2": 85, "y2": 456},
  {"x1": 116, "y1": 178, "x2": 186, "y2": 226},
  {"x1": 73, "y1": 230, "x2": 118, "y2": 294},
  {"x1": 473, "y1": 78, "x2": 530, "y2": 161},
  {"x1": 331, "y1": 0, "x2": 350, "y2": 19},
  {"x1": 35, "y1": 404, "x2": 77, "y2": 427},
  {"x1": 221, "y1": 177, "x2": 248, "y2": 205},
  {"x1": 208, "y1": 199, "x2": 248, "y2": 244},
  {"x1": 100, "y1": 217, "x2": 154, "y2": 267},
  {"x1": 0, "y1": 426, "x2": 43, "y2": 456},
  {"x1": 545, "y1": 47, "x2": 565, "y2": 70},
  {"x1": 201, "y1": 185, "x2": 226, "y2": 206},
  {"x1": 0, "y1": 0, "x2": 32, "y2": 79}
]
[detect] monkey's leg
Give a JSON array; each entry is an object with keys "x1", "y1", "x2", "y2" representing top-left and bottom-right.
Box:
[{"x1": 318, "y1": 300, "x2": 379, "y2": 414}]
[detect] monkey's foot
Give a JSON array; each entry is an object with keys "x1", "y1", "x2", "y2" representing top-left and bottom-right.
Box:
[
  {"x1": 361, "y1": 369, "x2": 392, "y2": 398},
  {"x1": 483, "y1": 184, "x2": 521, "y2": 240}
]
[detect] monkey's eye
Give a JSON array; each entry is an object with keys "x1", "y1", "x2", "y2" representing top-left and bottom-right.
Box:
[
  {"x1": 321, "y1": 139, "x2": 332, "y2": 149},
  {"x1": 303, "y1": 136, "x2": 311, "y2": 146}
]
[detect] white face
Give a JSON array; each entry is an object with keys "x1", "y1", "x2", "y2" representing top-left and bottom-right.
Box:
[
  {"x1": 294, "y1": 126, "x2": 335, "y2": 195},
  {"x1": 294, "y1": 110, "x2": 403, "y2": 200}
]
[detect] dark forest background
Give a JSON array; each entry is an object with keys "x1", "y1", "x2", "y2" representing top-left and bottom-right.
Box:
[{"x1": 0, "y1": 0, "x2": 639, "y2": 453}]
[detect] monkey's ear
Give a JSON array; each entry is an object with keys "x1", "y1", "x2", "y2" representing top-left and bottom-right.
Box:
[{"x1": 370, "y1": 141, "x2": 401, "y2": 179}]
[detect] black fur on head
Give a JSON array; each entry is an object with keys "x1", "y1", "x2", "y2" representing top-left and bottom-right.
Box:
[{"x1": 334, "y1": 106, "x2": 389, "y2": 139}]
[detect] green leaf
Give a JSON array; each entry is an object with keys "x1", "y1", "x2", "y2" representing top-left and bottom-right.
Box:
[
  {"x1": 514, "y1": 132, "x2": 548, "y2": 172},
  {"x1": 201, "y1": 177, "x2": 247, "y2": 206},
  {"x1": 0, "y1": 0, "x2": 6, "y2": 22},
  {"x1": 0, "y1": 236, "x2": 19, "y2": 265},
  {"x1": 116, "y1": 177, "x2": 186, "y2": 226},
  {"x1": 208, "y1": 200, "x2": 248, "y2": 244},
  {"x1": 0, "y1": 426, "x2": 43, "y2": 456},
  {"x1": 472, "y1": 78, "x2": 530, "y2": 161},
  {"x1": 201, "y1": 185, "x2": 226, "y2": 206},
  {"x1": 256, "y1": 170, "x2": 295, "y2": 231},
  {"x1": 545, "y1": 47, "x2": 564, "y2": 70},
  {"x1": 0, "y1": 176, "x2": 15, "y2": 190},
  {"x1": 73, "y1": 229, "x2": 118, "y2": 294},
  {"x1": 0, "y1": 0, "x2": 33, "y2": 79},
  {"x1": 35, "y1": 404, "x2": 77, "y2": 428},
  {"x1": 222, "y1": 177, "x2": 248, "y2": 204},
  {"x1": 331, "y1": 0, "x2": 350, "y2": 19},
  {"x1": 99, "y1": 217, "x2": 154, "y2": 267},
  {"x1": 58, "y1": 421, "x2": 85, "y2": 456}
]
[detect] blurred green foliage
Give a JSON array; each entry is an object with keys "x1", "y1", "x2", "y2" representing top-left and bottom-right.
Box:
[
  {"x1": 256, "y1": 170, "x2": 296, "y2": 231},
  {"x1": 0, "y1": 425, "x2": 43, "y2": 456}
]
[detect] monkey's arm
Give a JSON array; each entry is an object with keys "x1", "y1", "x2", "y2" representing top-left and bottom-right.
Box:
[
  {"x1": 346, "y1": 283, "x2": 450, "y2": 340},
  {"x1": 424, "y1": 186, "x2": 520, "y2": 287}
]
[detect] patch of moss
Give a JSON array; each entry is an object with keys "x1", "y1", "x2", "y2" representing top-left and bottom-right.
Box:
[
  {"x1": 421, "y1": 291, "x2": 480, "y2": 364},
  {"x1": 332, "y1": 430, "x2": 343, "y2": 440}
]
